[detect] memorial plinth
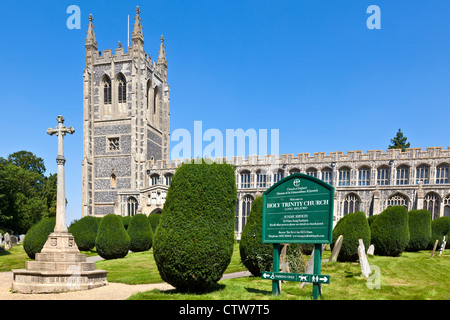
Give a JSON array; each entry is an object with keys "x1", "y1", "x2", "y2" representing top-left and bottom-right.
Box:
[{"x1": 12, "y1": 116, "x2": 108, "y2": 294}]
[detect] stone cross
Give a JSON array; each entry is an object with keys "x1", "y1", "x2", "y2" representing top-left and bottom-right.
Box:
[{"x1": 47, "y1": 115, "x2": 75, "y2": 233}]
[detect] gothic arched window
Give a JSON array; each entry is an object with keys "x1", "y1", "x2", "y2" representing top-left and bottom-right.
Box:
[
  {"x1": 241, "y1": 195, "x2": 254, "y2": 229},
  {"x1": 103, "y1": 76, "x2": 112, "y2": 104},
  {"x1": 256, "y1": 169, "x2": 267, "y2": 188},
  {"x1": 436, "y1": 164, "x2": 449, "y2": 184},
  {"x1": 118, "y1": 75, "x2": 127, "y2": 103},
  {"x1": 358, "y1": 167, "x2": 370, "y2": 186},
  {"x1": 127, "y1": 197, "x2": 138, "y2": 217},
  {"x1": 377, "y1": 166, "x2": 390, "y2": 185},
  {"x1": 387, "y1": 193, "x2": 408, "y2": 209},
  {"x1": 396, "y1": 165, "x2": 409, "y2": 185},
  {"x1": 424, "y1": 192, "x2": 441, "y2": 220},
  {"x1": 306, "y1": 168, "x2": 317, "y2": 178},
  {"x1": 338, "y1": 167, "x2": 350, "y2": 186},
  {"x1": 343, "y1": 193, "x2": 360, "y2": 215},
  {"x1": 240, "y1": 170, "x2": 251, "y2": 189},
  {"x1": 416, "y1": 165, "x2": 430, "y2": 184}
]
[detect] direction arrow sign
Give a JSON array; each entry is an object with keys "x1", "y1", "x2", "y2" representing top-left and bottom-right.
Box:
[{"x1": 261, "y1": 272, "x2": 330, "y2": 284}]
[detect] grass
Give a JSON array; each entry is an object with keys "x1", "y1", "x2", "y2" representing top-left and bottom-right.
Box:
[{"x1": 2, "y1": 243, "x2": 449, "y2": 300}]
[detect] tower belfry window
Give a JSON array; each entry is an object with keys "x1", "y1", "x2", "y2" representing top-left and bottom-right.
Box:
[
  {"x1": 103, "y1": 78, "x2": 112, "y2": 104},
  {"x1": 118, "y1": 76, "x2": 127, "y2": 103}
]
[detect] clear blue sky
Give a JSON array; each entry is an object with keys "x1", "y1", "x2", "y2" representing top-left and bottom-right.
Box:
[{"x1": 1, "y1": 1, "x2": 449, "y2": 225}]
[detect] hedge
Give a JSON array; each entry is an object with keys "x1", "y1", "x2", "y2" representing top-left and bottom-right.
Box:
[
  {"x1": 23, "y1": 217, "x2": 55, "y2": 259},
  {"x1": 68, "y1": 216, "x2": 99, "y2": 251},
  {"x1": 370, "y1": 206, "x2": 410, "y2": 256},
  {"x1": 128, "y1": 213, "x2": 153, "y2": 252},
  {"x1": 405, "y1": 209, "x2": 431, "y2": 252},
  {"x1": 331, "y1": 211, "x2": 371, "y2": 262},
  {"x1": 429, "y1": 216, "x2": 450, "y2": 249},
  {"x1": 152, "y1": 160, "x2": 237, "y2": 293},
  {"x1": 96, "y1": 214, "x2": 130, "y2": 259}
]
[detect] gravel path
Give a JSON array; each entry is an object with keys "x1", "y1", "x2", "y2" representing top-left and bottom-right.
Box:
[{"x1": 0, "y1": 255, "x2": 251, "y2": 300}]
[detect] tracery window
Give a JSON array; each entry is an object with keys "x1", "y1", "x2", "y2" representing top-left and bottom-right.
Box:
[
  {"x1": 118, "y1": 75, "x2": 127, "y2": 103},
  {"x1": 386, "y1": 193, "x2": 408, "y2": 208},
  {"x1": 358, "y1": 167, "x2": 370, "y2": 186},
  {"x1": 322, "y1": 168, "x2": 332, "y2": 185},
  {"x1": 103, "y1": 76, "x2": 112, "y2": 104},
  {"x1": 416, "y1": 165, "x2": 429, "y2": 184},
  {"x1": 377, "y1": 166, "x2": 390, "y2": 185},
  {"x1": 240, "y1": 170, "x2": 251, "y2": 189},
  {"x1": 396, "y1": 166, "x2": 409, "y2": 185},
  {"x1": 273, "y1": 169, "x2": 284, "y2": 183},
  {"x1": 338, "y1": 167, "x2": 350, "y2": 186},
  {"x1": 444, "y1": 195, "x2": 450, "y2": 217},
  {"x1": 150, "y1": 174, "x2": 159, "y2": 186},
  {"x1": 424, "y1": 192, "x2": 440, "y2": 220},
  {"x1": 256, "y1": 170, "x2": 267, "y2": 188},
  {"x1": 306, "y1": 168, "x2": 317, "y2": 178},
  {"x1": 241, "y1": 195, "x2": 253, "y2": 229},
  {"x1": 127, "y1": 197, "x2": 138, "y2": 217},
  {"x1": 343, "y1": 193, "x2": 360, "y2": 215},
  {"x1": 436, "y1": 164, "x2": 449, "y2": 184}
]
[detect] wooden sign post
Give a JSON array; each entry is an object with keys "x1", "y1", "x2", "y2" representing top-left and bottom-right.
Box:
[{"x1": 261, "y1": 173, "x2": 334, "y2": 300}]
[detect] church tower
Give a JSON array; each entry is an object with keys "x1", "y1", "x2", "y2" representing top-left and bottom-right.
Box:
[{"x1": 81, "y1": 7, "x2": 170, "y2": 217}]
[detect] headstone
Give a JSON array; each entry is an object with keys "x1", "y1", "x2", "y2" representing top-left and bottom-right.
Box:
[
  {"x1": 10, "y1": 235, "x2": 18, "y2": 246},
  {"x1": 439, "y1": 236, "x2": 447, "y2": 256},
  {"x1": 328, "y1": 235, "x2": 343, "y2": 262},
  {"x1": 4, "y1": 233, "x2": 11, "y2": 250},
  {"x1": 19, "y1": 234, "x2": 25, "y2": 243},
  {"x1": 430, "y1": 239, "x2": 439, "y2": 258},
  {"x1": 358, "y1": 239, "x2": 371, "y2": 278},
  {"x1": 299, "y1": 249, "x2": 315, "y2": 288},
  {"x1": 367, "y1": 244, "x2": 375, "y2": 256},
  {"x1": 279, "y1": 244, "x2": 290, "y2": 273}
]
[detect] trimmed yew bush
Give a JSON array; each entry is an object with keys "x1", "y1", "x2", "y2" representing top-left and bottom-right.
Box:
[
  {"x1": 153, "y1": 160, "x2": 237, "y2": 293},
  {"x1": 239, "y1": 196, "x2": 306, "y2": 276},
  {"x1": 148, "y1": 213, "x2": 161, "y2": 233},
  {"x1": 96, "y1": 214, "x2": 130, "y2": 259},
  {"x1": 370, "y1": 206, "x2": 410, "y2": 256},
  {"x1": 68, "y1": 216, "x2": 99, "y2": 251},
  {"x1": 405, "y1": 209, "x2": 431, "y2": 252},
  {"x1": 127, "y1": 213, "x2": 153, "y2": 252},
  {"x1": 331, "y1": 211, "x2": 371, "y2": 262},
  {"x1": 429, "y1": 216, "x2": 450, "y2": 248},
  {"x1": 23, "y1": 217, "x2": 55, "y2": 259}
]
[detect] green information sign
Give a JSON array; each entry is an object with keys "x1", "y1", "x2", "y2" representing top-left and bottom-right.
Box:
[
  {"x1": 261, "y1": 173, "x2": 334, "y2": 299},
  {"x1": 262, "y1": 173, "x2": 334, "y2": 244}
]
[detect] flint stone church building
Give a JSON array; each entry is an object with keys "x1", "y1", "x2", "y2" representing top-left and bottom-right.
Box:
[{"x1": 82, "y1": 9, "x2": 450, "y2": 239}]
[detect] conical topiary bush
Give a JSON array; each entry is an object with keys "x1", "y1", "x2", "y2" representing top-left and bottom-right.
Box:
[
  {"x1": 95, "y1": 214, "x2": 130, "y2": 259},
  {"x1": 127, "y1": 213, "x2": 153, "y2": 252},
  {"x1": 152, "y1": 160, "x2": 237, "y2": 293}
]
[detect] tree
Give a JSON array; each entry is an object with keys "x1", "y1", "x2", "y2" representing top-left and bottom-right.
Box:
[
  {"x1": 388, "y1": 129, "x2": 410, "y2": 152},
  {"x1": 0, "y1": 151, "x2": 57, "y2": 234},
  {"x1": 7, "y1": 150, "x2": 46, "y2": 175}
]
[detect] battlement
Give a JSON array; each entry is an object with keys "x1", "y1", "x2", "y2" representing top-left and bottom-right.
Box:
[{"x1": 149, "y1": 146, "x2": 450, "y2": 170}]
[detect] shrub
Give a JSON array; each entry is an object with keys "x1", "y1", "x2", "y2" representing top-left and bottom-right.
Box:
[
  {"x1": 331, "y1": 211, "x2": 371, "y2": 262},
  {"x1": 128, "y1": 213, "x2": 153, "y2": 252},
  {"x1": 429, "y1": 217, "x2": 450, "y2": 249},
  {"x1": 239, "y1": 196, "x2": 306, "y2": 276},
  {"x1": 95, "y1": 214, "x2": 130, "y2": 259},
  {"x1": 148, "y1": 213, "x2": 161, "y2": 233},
  {"x1": 370, "y1": 206, "x2": 410, "y2": 256},
  {"x1": 405, "y1": 209, "x2": 432, "y2": 252},
  {"x1": 23, "y1": 217, "x2": 55, "y2": 259},
  {"x1": 68, "y1": 216, "x2": 99, "y2": 251},
  {"x1": 122, "y1": 216, "x2": 132, "y2": 230},
  {"x1": 153, "y1": 160, "x2": 237, "y2": 293}
]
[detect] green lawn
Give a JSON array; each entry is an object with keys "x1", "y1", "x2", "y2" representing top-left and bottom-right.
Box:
[{"x1": 2, "y1": 243, "x2": 449, "y2": 300}]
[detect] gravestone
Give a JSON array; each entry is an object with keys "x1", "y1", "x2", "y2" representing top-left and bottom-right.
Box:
[
  {"x1": 367, "y1": 244, "x2": 375, "y2": 256},
  {"x1": 327, "y1": 235, "x2": 343, "y2": 262},
  {"x1": 4, "y1": 233, "x2": 11, "y2": 250},
  {"x1": 299, "y1": 249, "x2": 315, "y2": 288},
  {"x1": 439, "y1": 236, "x2": 447, "y2": 256},
  {"x1": 279, "y1": 244, "x2": 290, "y2": 273},
  {"x1": 19, "y1": 234, "x2": 25, "y2": 243},
  {"x1": 10, "y1": 235, "x2": 18, "y2": 246},
  {"x1": 358, "y1": 239, "x2": 371, "y2": 278},
  {"x1": 430, "y1": 239, "x2": 439, "y2": 258}
]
